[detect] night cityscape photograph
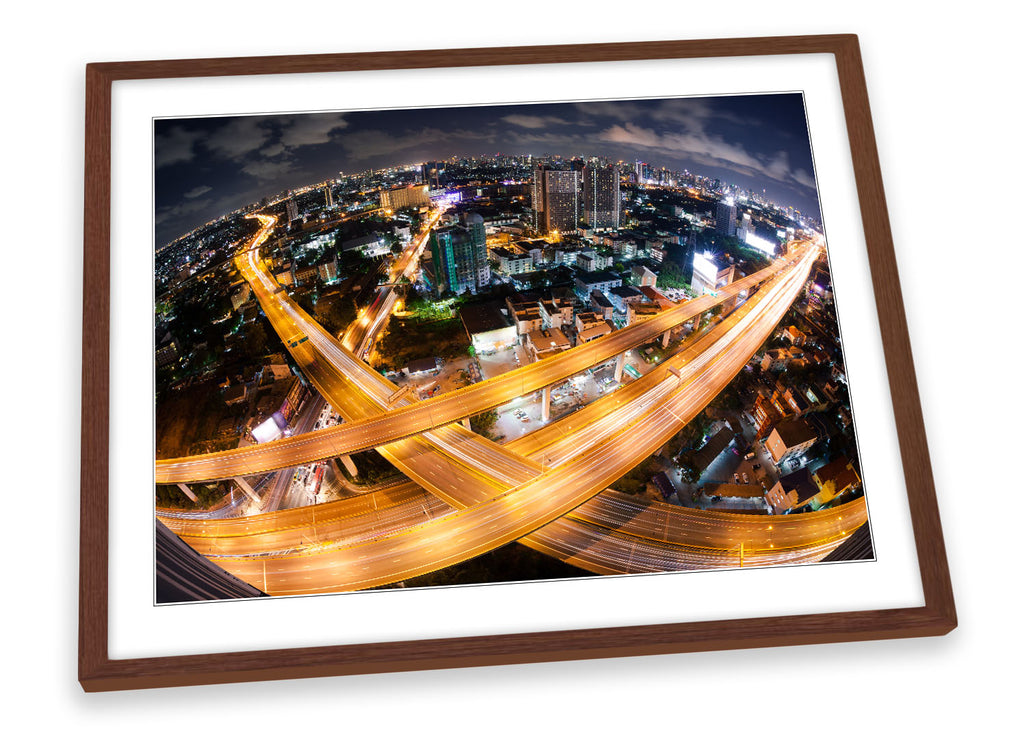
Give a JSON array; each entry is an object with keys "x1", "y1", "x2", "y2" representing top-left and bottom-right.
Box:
[{"x1": 153, "y1": 93, "x2": 872, "y2": 603}]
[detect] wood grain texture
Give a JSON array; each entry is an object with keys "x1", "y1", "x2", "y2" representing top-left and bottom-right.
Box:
[{"x1": 79, "y1": 34, "x2": 955, "y2": 693}]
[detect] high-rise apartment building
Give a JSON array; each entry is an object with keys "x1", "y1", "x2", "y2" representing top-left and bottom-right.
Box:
[
  {"x1": 716, "y1": 198, "x2": 737, "y2": 236},
  {"x1": 380, "y1": 185, "x2": 431, "y2": 211},
  {"x1": 324, "y1": 185, "x2": 334, "y2": 209},
  {"x1": 286, "y1": 198, "x2": 299, "y2": 223},
  {"x1": 422, "y1": 161, "x2": 447, "y2": 188},
  {"x1": 582, "y1": 164, "x2": 620, "y2": 230},
  {"x1": 531, "y1": 165, "x2": 581, "y2": 235},
  {"x1": 430, "y1": 212, "x2": 489, "y2": 295}
]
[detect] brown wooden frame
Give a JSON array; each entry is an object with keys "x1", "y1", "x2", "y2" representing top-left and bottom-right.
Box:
[{"x1": 80, "y1": 34, "x2": 955, "y2": 692}]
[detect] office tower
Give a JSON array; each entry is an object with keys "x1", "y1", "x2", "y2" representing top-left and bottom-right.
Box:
[
  {"x1": 531, "y1": 165, "x2": 581, "y2": 234},
  {"x1": 324, "y1": 185, "x2": 333, "y2": 209},
  {"x1": 582, "y1": 164, "x2": 620, "y2": 230},
  {"x1": 430, "y1": 212, "x2": 489, "y2": 295},
  {"x1": 286, "y1": 198, "x2": 299, "y2": 223}
]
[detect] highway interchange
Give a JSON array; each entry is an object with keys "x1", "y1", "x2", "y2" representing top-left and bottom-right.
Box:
[{"x1": 157, "y1": 210, "x2": 867, "y2": 595}]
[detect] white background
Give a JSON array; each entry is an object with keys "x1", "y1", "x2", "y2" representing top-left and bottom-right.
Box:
[
  {"x1": 2, "y1": 1, "x2": 1017, "y2": 733},
  {"x1": 108, "y1": 52, "x2": 923, "y2": 660}
]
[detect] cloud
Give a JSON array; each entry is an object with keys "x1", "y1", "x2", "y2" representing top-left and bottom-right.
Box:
[
  {"x1": 204, "y1": 117, "x2": 272, "y2": 160},
  {"x1": 501, "y1": 114, "x2": 577, "y2": 129},
  {"x1": 339, "y1": 126, "x2": 493, "y2": 162},
  {"x1": 278, "y1": 113, "x2": 348, "y2": 148},
  {"x1": 241, "y1": 158, "x2": 297, "y2": 180},
  {"x1": 155, "y1": 127, "x2": 201, "y2": 169},
  {"x1": 155, "y1": 196, "x2": 212, "y2": 226},
  {"x1": 183, "y1": 185, "x2": 212, "y2": 199},
  {"x1": 597, "y1": 123, "x2": 815, "y2": 191}
]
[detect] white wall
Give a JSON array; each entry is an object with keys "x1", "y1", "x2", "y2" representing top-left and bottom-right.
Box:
[{"x1": 3, "y1": 1, "x2": 1017, "y2": 733}]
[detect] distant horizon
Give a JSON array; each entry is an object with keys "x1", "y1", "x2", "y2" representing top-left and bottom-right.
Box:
[{"x1": 156, "y1": 93, "x2": 821, "y2": 247}]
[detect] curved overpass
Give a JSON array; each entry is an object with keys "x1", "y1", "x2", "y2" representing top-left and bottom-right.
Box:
[
  {"x1": 157, "y1": 236, "x2": 868, "y2": 594},
  {"x1": 156, "y1": 233, "x2": 806, "y2": 484}
]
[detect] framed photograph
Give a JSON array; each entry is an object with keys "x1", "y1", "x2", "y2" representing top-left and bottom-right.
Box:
[{"x1": 80, "y1": 34, "x2": 955, "y2": 692}]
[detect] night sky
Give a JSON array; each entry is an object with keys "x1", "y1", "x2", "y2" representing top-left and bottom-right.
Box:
[{"x1": 154, "y1": 93, "x2": 820, "y2": 246}]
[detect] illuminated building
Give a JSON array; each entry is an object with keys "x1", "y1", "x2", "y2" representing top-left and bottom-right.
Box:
[
  {"x1": 691, "y1": 251, "x2": 735, "y2": 296},
  {"x1": 716, "y1": 198, "x2": 736, "y2": 236},
  {"x1": 422, "y1": 161, "x2": 447, "y2": 188},
  {"x1": 532, "y1": 165, "x2": 580, "y2": 234},
  {"x1": 581, "y1": 164, "x2": 620, "y2": 230},
  {"x1": 765, "y1": 418, "x2": 818, "y2": 466},
  {"x1": 574, "y1": 269, "x2": 622, "y2": 298},
  {"x1": 286, "y1": 198, "x2": 299, "y2": 223},
  {"x1": 459, "y1": 302, "x2": 517, "y2": 352},
  {"x1": 429, "y1": 212, "x2": 489, "y2": 295},
  {"x1": 380, "y1": 185, "x2": 430, "y2": 211}
]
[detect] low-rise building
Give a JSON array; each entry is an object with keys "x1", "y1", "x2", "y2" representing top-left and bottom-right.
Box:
[
  {"x1": 459, "y1": 301, "x2": 517, "y2": 353},
  {"x1": 810, "y1": 456, "x2": 862, "y2": 507},
  {"x1": 223, "y1": 384, "x2": 247, "y2": 406},
  {"x1": 632, "y1": 264, "x2": 658, "y2": 287},
  {"x1": 539, "y1": 297, "x2": 573, "y2": 329},
  {"x1": 783, "y1": 325, "x2": 807, "y2": 346},
  {"x1": 691, "y1": 250, "x2": 735, "y2": 296},
  {"x1": 590, "y1": 290, "x2": 614, "y2": 320},
  {"x1": 765, "y1": 467, "x2": 819, "y2": 514},
  {"x1": 698, "y1": 483, "x2": 770, "y2": 513},
  {"x1": 574, "y1": 269, "x2": 622, "y2": 298},
  {"x1": 525, "y1": 327, "x2": 571, "y2": 362},
  {"x1": 608, "y1": 285, "x2": 644, "y2": 313},
  {"x1": 765, "y1": 418, "x2": 818, "y2": 466},
  {"x1": 492, "y1": 246, "x2": 534, "y2": 276},
  {"x1": 575, "y1": 311, "x2": 613, "y2": 344},
  {"x1": 627, "y1": 301, "x2": 664, "y2": 326}
]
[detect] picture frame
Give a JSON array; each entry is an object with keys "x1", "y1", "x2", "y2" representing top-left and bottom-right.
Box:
[{"x1": 80, "y1": 33, "x2": 955, "y2": 692}]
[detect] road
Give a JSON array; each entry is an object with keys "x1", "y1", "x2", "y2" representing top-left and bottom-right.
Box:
[
  {"x1": 157, "y1": 230, "x2": 867, "y2": 594},
  {"x1": 157, "y1": 236, "x2": 808, "y2": 484}
]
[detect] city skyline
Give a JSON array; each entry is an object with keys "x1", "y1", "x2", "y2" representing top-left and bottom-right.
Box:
[{"x1": 155, "y1": 93, "x2": 819, "y2": 246}]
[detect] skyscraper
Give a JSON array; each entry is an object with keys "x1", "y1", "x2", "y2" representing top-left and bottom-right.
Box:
[
  {"x1": 422, "y1": 161, "x2": 447, "y2": 188},
  {"x1": 532, "y1": 165, "x2": 581, "y2": 235},
  {"x1": 716, "y1": 198, "x2": 737, "y2": 236},
  {"x1": 430, "y1": 212, "x2": 489, "y2": 296},
  {"x1": 582, "y1": 164, "x2": 620, "y2": 230},
  {"x1": 286, "y1": 198, "x2": 299, "y2": 223},
  {"x1": 324, "y1": 185, "x2": 334, "y2": 209}
]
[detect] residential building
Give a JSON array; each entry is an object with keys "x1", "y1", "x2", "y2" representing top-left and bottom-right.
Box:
[
  {"x1": 632, "y1": 264, "x2": 657, "y2": 287},
  {"x1": 539, "y1": 298, "x2": 573, "y2": 329},
  {"x1": 525, "y1": 327, "x2": 571, "y2": 362},
  {"x1": 380, "y1": 184, "x2": 430, "y2": 211},
  {"x1": 581, "y1": 163, "x2": 620, "y2": 230},
  {"x1": 765, "y1": 468, "x2": 819, "y2": 514},
  {"x1": 574, "y1": 311, "x2": 613, "y2": 344},
  {"x1": 810, "y1": 456, "x2": 862, "y2": 507},
  {"x1": 765, "y1": 418, "x2": 818, "y2": 466},
  {"x1": 574, "y1": 269, "x2": 621, "y2": 298},
  {"x1": 716, "y1": 198, "x2": 736, "y2": 236},
  {"x1": 590, "y1": 290, "x2": 614, "y2": 320},
  {"x1": 627, "y1": 301, "x2": 664, "y2": 326},
  {"x1": 532, "y1": 165, "x2": 581, "y2": 234},
  {"x1": 430, "y1": 213, "x2": 489, "y2": 295},
  {"x1": 608, "y1": 285, "x2": 644, "y2": 313},
  {"x1": 492, "y1": 247, "x2": 534, "y2": 277}
]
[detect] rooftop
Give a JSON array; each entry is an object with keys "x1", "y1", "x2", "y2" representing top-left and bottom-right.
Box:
[{"x1": 459, "y1": 301, "x2": 513, "y2": 336}]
